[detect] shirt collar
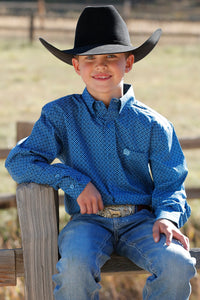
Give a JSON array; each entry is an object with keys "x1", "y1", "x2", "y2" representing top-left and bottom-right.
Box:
[
  {"x1": 82, "y1": 88, "x2": 96, "y2": 115},
  {"x1": 82, "y1": 84, "x2": 135, "y2": 116},
  {"x1": 119, "y1": 84, "x2": 135, "y2": 113}
]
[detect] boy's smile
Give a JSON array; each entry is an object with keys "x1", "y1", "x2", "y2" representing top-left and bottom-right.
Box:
[{"x1": 72, "y1": 53, "x2": 134, "y2": 106}]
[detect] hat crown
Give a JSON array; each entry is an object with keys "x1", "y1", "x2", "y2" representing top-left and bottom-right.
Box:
[
  {"x1": 74, "y1": 6, "x2": 132, "y2": 48},
  {"x1": 39, "y1": 5, "x2": 162, "y2": 65}
]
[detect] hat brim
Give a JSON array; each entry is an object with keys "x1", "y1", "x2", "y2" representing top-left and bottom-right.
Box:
[{"x1": 39, "y1": 28, "x2": 162, "y2": 65}]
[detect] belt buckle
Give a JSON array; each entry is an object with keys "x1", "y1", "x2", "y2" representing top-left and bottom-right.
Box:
[
  {"x1": 97, "y1": 205, "x2": 135, "y2": 218},
  {"x1": 109, "y1": 208, "x2": 122, "y2": 218}
]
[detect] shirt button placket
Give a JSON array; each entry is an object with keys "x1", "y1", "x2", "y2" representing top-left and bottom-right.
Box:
[{"x1": 104, "y1": 121, "x2": 116, "y2": 202}]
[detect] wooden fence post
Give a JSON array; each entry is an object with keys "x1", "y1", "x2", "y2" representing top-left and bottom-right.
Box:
[
  {"x1": 29, "y1": 13, "x2": 34, "y2": 43},
  {"x1": 37, "y1": 0, "x2": 46, "y2": 29},
  {"x1": 16, "y1": 183, "x2": 59, "y2": 300},
  {"x1": 16, "y1": 121, "x2": 34, "y2": 142},
  {"x1": 123, "y1": 0, "x2": 132, "y2": 20}
]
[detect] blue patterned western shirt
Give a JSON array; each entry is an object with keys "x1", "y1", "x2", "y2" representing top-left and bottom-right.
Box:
[{"x1": 5, "y1": 84, "x2": 190, "y2": 227}]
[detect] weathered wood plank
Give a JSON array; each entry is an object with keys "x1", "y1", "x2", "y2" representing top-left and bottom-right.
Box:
[
  {"x1": 103, "y1": 249, "x2": 200, "y2": 274},
  {"x1": 15, "y1": 248, "x2": 24, "y2": 277},
  {"x1": 0, "y1": 248, "x2": 24, "y2": 285},
  {"x1": 16, "y1": 121, "x2": 34, "y2": 142},
  {"x1": 0, "y1": 148, "x2": 11, "y2": 159},
  {"x1": 102, "y1": 253, "x2": 146, "y2": 274},
  {"x1": 0, "y1": 249, "x2": 23, "y2": 286},
  {"x1": 0, "y1": 249, "x2": 16, "y2": 286},
  {"x1": 0, "y1": 194, "x2": 16, "y2": 208},
  {"x1": 190, "y1": 248, "x2": 200, "y2": 270},
  {"x1": 16, "y1": 183, "x2": 59, "y2": 300},
  {"x1": 1, "y1": 247, "x2": 200, "y2": 286},
  {"x1": 187, "y1": 188, "x2": 200, "y2": 199},
  {"x1": 180, "y1": 137, "x2": 200, "y2": 149}
]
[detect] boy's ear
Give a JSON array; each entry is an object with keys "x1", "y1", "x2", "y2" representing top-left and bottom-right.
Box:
[
  {"x1": 125, "y1": 54, "x2": 134, "y2": 73},
  {"x1": 72, "y1": 57, "x2": 80, "y2": 75}
]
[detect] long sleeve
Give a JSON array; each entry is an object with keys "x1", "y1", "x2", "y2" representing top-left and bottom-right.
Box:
[
  {"x1": 149, "y1": 119, "x2": 190, "y2": 228},
  {"x1": 5, "y1": 104, "x2": 91, "y2": 201}
]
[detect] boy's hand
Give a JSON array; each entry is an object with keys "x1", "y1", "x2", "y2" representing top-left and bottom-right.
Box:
[
  {"x1": 153, "y1": 219, "x2": 190, "y2": 251},
  {"x1": 77, "y1": 182, "x2": 104, "y2": 214}
]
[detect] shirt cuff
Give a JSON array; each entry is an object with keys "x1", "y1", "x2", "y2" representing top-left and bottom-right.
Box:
[
  {"x1": 58, "y1": 173, "x2": 91, "y2": 199},
  {"x1": 155, "y1": 210, "x2": 181, "y2": 228}
]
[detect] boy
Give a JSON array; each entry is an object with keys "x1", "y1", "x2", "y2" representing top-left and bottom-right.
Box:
[{"x1": 6, "y1": 5, "x2": 196, "y2": 300}]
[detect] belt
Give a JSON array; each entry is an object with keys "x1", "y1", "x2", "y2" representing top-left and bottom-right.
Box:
[{"x1": 96, "y1": 204, "x2": 150, "y2": 218}]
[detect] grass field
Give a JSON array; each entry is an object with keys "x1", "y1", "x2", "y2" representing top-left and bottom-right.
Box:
[{"x1": 0, "y1": 37, "x2": 200, "y2": 299}]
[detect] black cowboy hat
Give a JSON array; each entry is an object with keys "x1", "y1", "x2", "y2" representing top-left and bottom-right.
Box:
[{"x1": 39, "y1": 5, "x2": 162, "y2": 66}]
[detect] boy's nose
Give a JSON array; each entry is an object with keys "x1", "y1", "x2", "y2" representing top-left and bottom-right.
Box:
[{"x1": 95, "y1": 57, "x2": 107, "y2": 69}]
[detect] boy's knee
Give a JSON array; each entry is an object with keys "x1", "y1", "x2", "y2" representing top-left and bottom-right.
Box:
[
  {"x1": 53, "y1": 256, "x2": 101, "y2": 299},
  {"x1": 56, "y1": 253, "x2": 100, "y2": 280},
  {"x1": 157, "y1": 245, "x2": 196, "y2": 282}
]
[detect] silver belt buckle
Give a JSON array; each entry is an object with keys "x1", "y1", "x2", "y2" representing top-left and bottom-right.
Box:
[{"x1": 97, "y1": 205, "x2": 135, "y2": 218}]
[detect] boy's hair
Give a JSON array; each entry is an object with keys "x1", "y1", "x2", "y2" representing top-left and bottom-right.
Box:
[
  {"x1": 125, "y1": 51, "x2": 133, "y2": 59},
  {"x1": 73, "y1": 52, "x2": 133, "y2": 60}
]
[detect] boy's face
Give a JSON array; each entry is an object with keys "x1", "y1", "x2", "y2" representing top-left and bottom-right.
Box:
[{"x1": 72, "y1": 53, "x2": 134, "y2": 105}]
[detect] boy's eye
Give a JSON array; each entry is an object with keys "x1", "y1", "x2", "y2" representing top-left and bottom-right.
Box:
[
  {"x1": 86, "y1": 55, "x2": 95, "y2": 60},
  {"x1": 107, "y1": 54, "x2": 116, "y2": 58}
]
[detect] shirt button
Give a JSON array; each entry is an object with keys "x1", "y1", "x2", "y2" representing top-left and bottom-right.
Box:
[
  {"x1": 123, "y1": 148, "x2": 130, "y2": 156},
  {"x1": 70, "y1": 184, "x2": 75, "y2": 189},
  {"x1": 55, "y1": 174, "x2": 60, "y2": 179}
]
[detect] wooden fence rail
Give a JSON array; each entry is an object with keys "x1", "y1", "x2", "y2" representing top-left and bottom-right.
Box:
[
  {"x1": 1, "y1": 247, "x2": 200, "y2": 287},
  {"x1": 1, "y1": 121, "x2": 200, "y2": 160},
  {"x1": 1, "y1": 121, "x2": 200, "y2": 207}
]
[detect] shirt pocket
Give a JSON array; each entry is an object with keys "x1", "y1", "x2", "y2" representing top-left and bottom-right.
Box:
[{"x1": 120, "y1": 148, "x2": 149, "y2": 176}]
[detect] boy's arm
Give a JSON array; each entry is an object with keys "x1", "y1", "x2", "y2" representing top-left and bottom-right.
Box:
[
  {"x1": 5, "y1": 106, "x2": 91, "y2": 202},
  {"x1": 150, "y1": 121, "x2": 190, "y2": 229}
]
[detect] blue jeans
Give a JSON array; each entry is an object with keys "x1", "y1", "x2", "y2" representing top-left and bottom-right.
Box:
[{"x1": 53, "y1": 209, "x2": 196, "y2": 300}]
